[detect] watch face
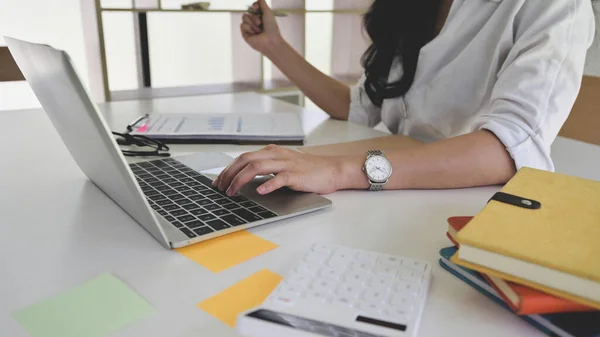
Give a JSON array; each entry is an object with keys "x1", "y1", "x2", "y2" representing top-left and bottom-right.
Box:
[{"x1": 365, "y1": 155, "x2": 392, "y2": 183}]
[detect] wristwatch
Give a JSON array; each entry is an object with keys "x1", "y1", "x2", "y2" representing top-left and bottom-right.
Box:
[{"x1": 362, "y1": 150, "x2": 393, "y2": 191}]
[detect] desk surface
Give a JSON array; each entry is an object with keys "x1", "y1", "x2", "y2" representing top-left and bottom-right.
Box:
[{"x1": 1, "y1": 93, "x2": 599, "y2": 337}]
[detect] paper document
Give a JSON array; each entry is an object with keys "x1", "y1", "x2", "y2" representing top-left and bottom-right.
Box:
[
  {"x1": 12, "y1": 273, "x2": 154, "y2": 337},
  {"x1": 132, "y1": 113, "x2": 304, "y2": 143}
]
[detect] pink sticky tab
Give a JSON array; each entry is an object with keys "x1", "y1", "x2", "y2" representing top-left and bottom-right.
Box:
[{"x1": 136, "y1": 124, "x2": 148, "y2": 133}]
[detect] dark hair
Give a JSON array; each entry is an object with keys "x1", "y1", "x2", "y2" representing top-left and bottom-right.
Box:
[{"x1": 362, "y1": 0, "x2": 442, "y2": 107}]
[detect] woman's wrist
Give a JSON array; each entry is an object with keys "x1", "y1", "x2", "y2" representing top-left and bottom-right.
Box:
[
  {"x1": 262, "y1": 34, "x2": 287, "y2": 60},
  {"x1": 334, "y1": 155, "x2": 370, "y2": 191}
]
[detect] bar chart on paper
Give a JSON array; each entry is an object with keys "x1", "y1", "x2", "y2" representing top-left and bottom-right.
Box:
[{"x1": 131, "y1": 113, "x2": 304, "y2": 144}]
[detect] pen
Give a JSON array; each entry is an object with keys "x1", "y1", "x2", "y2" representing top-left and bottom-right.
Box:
[
  {"x1": 127, "y1": 114, "x2": 149, "y2": 132},
  {"x1": 247, "y1": 8, "x2": 288, "y2": 17}
]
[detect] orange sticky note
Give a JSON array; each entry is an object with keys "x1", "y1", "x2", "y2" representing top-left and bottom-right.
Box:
[
  {"x1": 175, "y1": 230, "x2": 278, "y2": 272},
  {"x1": 198, "y1": 269, "x2": 283, "y2": 327}
]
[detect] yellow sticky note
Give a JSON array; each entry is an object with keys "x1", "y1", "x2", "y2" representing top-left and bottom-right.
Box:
[
  {"x1": 198, "y1": 269, "x2": 283, "y2": 327},
  {"x1": 175, "y1": 230, "x2": 278, "y2": 272}
]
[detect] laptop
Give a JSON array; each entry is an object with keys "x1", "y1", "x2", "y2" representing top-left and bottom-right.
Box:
[{"x1": 5, "y1": 37, "x2": 332, "y2": 249}]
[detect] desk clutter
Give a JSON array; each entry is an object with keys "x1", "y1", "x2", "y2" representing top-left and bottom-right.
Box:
[
  {"x1": 10, "y1": 232, "x2": 280, "y2": 337},
  {"x1": 7, "y1": 130, "x2": 599, "y2": 337},
  {"x1": 441, "y1": 167, "x2": 600, "y2": 337}
]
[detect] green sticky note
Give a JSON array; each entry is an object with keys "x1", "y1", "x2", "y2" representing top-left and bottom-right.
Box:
[{"x1": 12, "y1": 273, "x2": 155, "y2": 337}]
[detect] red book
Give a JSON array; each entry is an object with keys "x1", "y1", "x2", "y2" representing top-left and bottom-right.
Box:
[
  {"x1": 484, "y1": 274, "x2": 595, "y2": 315},
  {"x1": 445, "y1": 216, "x2": 595, "y2": 315},
  {"x1": 446, "y1": 216, "x2": 472, "y2": 247}
]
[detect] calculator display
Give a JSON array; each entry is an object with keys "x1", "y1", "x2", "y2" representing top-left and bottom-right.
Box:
[{"x1": 247, "y1": 309, "x2": 406, "y2": 337}]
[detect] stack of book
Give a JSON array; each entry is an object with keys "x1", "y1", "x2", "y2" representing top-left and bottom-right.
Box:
[{"x1": 439, "y1": 167, "x2": 600, "y2": 337}]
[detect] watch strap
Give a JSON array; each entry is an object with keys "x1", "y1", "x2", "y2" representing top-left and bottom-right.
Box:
[
  {"x1": 368, "y1": 182, "x2": 385, "y2": 192},
  {"x1": 367, "y1": 149, "x2": 384, "y2": 157}
]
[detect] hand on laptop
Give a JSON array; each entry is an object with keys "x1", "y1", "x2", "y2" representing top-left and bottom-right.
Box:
[{"x1": 212, "y1": 145, "x2": 366, "y2": 196}]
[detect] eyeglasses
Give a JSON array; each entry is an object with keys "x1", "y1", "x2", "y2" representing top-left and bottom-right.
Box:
[{"x1": 112, "y1": 131, "x2": 170, "y2": 158}]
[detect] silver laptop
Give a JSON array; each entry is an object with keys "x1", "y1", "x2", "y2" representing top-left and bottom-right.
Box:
[{"x1": 5, "y1": 37, "x2": 331, "y2": 249}]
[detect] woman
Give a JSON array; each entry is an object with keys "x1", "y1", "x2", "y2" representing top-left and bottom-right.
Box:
[{"x1": 214, "y1": 0, "x2": 595, "y2": 196}]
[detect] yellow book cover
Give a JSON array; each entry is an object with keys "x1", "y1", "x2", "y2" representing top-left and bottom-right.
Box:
[{"x1": 454, "y1": 167, "x2": 600, "y2": 307}]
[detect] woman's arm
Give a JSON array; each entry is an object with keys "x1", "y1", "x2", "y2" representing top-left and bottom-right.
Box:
[
  {"x1": 339, "y1": 130, "x2": 516, "y2": 191},
  {"x1": 213, "y1": 131, "x2": 515, "y2": 196},
  {"x1": 241, "y1": 0, "x2": 351, "y2": 120}
]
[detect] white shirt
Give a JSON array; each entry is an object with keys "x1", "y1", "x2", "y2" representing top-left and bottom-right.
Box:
[{"x1": 349, "y1": 0, "x2": 595, "y2": 171}]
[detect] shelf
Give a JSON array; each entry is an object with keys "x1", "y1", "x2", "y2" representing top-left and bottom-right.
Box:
[
  {"x1": 110, "y1": 81, "x2": 262, "y2": 101},
  {"x1": 100, "y1": 7, "x2": 366, "y2": 14},
  {"x1": 83, "y1": 0, "x2": 370, "y2": 103},
  {"x1": 109, "y1": 74, "x2": 361, "y2": 101}
]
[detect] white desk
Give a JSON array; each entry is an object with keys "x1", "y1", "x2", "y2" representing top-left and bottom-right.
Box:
[{"x1": 1, "y1": 93, "x2": 599, "y2": 337}]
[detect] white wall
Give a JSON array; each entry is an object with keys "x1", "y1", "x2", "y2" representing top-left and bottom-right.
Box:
[{"x1": 0, "y1": 0, "x2": 88, "y2": 110}]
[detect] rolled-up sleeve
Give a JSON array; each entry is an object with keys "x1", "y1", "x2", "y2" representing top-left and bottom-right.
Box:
[
  {"x1": 474, "y1": 0, "x2": 595, "y2": 171},
  {"x1": 348, "y1": 73, "x2": 383, "y2": 127}
]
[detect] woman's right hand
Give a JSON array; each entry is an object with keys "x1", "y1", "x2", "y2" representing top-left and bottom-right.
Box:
[{"x1": 241, "y1": 0, "x2": 282, "y2": 54}]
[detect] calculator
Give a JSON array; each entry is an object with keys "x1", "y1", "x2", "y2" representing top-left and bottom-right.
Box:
[{"x1": 237, "y1": 244, "x2": 432, "y2": 337}]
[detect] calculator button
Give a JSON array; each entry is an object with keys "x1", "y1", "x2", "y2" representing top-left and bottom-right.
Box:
[
  {"x1": 393, "y1": 280, "x2": 420, "y2": 295},
  {"x1": 311, "y1": 278, "x2": 335, "y2": 293},
  {"x1": 398, "y1": 269, "x2": 423, "y2": 283},
  {"x1": 331, "y1": 248, "x2": 356, "y2": 261},
  {"x1": 327, "y1": 256, "x2": 353, "y2": 269},
  {"x1": 356, "y1": 302, "x2": 383, "y2": 314},
  {"x1": 344, "y1": 270, "x2": 369, "y2": 285},
  {"x1": 363, "y1": 288, "x2": 387, "y2": 303},
  {"x1": 331, "y1": 297, "x2": 354, "y2": 308},
  {"x1": 327, "y1": 249, "x2": 355, "y2": 268},
  {"x1": 306, "y1": 290, "x2": 330, "y2": 302},
  {"x1": 383, "y1": 307, "x2": 410, "y2": 323},
  {"x1": 389, "y1": 304, "x2": 413, "y2": 318},
  {"x1": 335, "y1": 284, "x2": 361, "y2": 299},
  {"x1": 390, "y1": 293, "x2": 416, "y2": 308},
  {"x1": 402, "y1": 257, "x2": 428, "y2": 271},
  {"x1": 350, "y1": 260, "x2": 374, "y2": 272},
  {"x1": 304, "y1": 251, "x2": 329, "y2": 265},
  {"x1": 296, "y1": 263, "x2": 320, "y2": 276},
  {"x1": 369, "y1": 275, "x2": 394, "y2": 290},
  {"x1": 312, "y1": 243, "x2": 335, "y2": 255},
  {"x1": 373, "y1": 265, "x2": 399, "y2": 277},
  {"x1": 319, "y1": 267, "x2": 344, "y2": 280},
  {"x1": 280, "y1": 284, "x2": 305, "y2": 297},
  {"x1": 286, "y1": 274, "x2": 311, "y2": 287},
  {"x1": 357, "y1": 250, "x2": 379, "y2": 264},
  {"x1": 377, "y1": 255, "x2": 402, "y2": 267}
]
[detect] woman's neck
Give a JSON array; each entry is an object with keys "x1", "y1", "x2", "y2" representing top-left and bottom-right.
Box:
[{"x1": 436, "y1": 0, "x2": 454, "y2": 35}]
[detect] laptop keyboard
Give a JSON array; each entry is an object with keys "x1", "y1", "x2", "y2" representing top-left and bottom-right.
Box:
[{"x1": 129, "y1": 158, "x2": 278, "y2": 239}]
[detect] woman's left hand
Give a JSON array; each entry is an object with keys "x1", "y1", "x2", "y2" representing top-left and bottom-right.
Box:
[{"x1": 212, "y1": 145, "x2": 357, "y2": 196}]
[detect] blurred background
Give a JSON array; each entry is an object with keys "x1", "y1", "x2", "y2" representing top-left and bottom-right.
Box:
[{"x1": 1, "y1": 0, "x2": 599, "y2": 112}]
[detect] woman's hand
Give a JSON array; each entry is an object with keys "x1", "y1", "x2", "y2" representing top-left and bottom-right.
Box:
[
  {"x1": 241, "y1": 0, "x2": 282, "y2": 55},
  {"x1": 212, "y1": 145, "x2": 362, "y2": 196}
]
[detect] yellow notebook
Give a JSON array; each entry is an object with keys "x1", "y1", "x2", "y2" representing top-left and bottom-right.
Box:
[{"x1": 452, "y1": 167, "x2": 600, "y2": 309}]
